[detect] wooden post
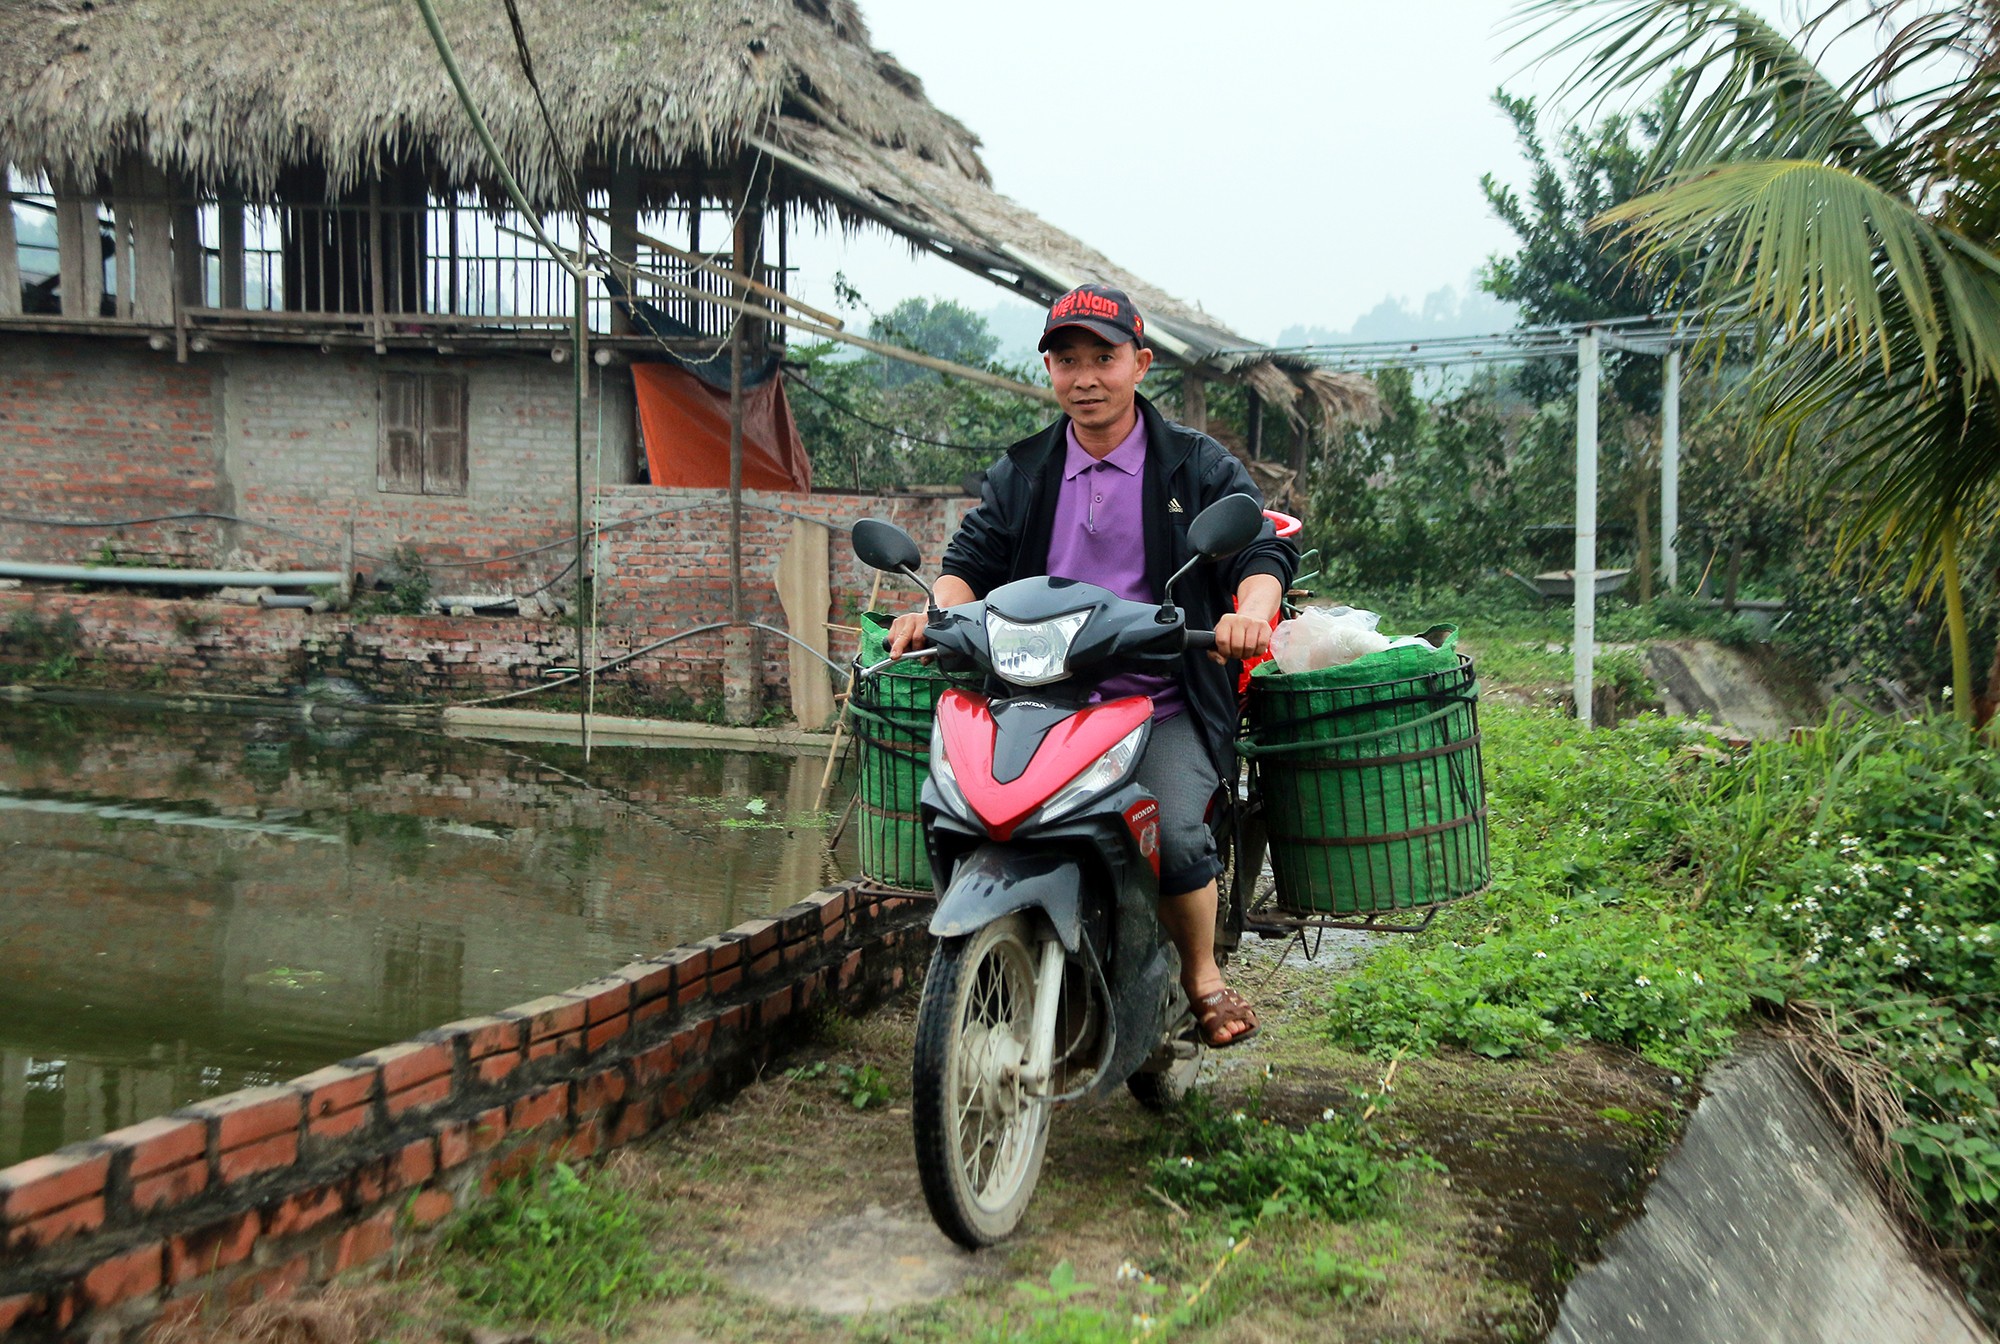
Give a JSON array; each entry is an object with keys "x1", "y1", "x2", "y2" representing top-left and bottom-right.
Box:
[
  {"x1": 723, "y1": 178, "x2": 751, "y2": 723},
  {"x1": 56, "y1": 186, "x2": 103, "y2": 319},
  {"x1": 0, "y1": 188, "x2": 19, "y2": 317},
  {"x1": 367, "y1": 181, "x2": 387, "y2": 352},
  {"x1": 127, "y1": 164, "x2": 176, "y2": 326},
  {"x1": 609, "y1": 173, "x2": 638, "y2": 336},
  {"x1": 172, "y1": 186, "x2": 204, "y2": 312},
  {"x1": 111, "y1": 175, "x2": 133, "y2": 320},
  {"x1": 1246, "y1": 391, "x2": 1264, "y2": 459},
  {"x1": 1574, "y1": 329, "x2": 1600, "y2": 727},
  {"x1": 1182, "y1": 371, "x2": 1208, "y2": 432},
  {"x1": 218, "y1": 198, "x2": 244, "y2": 310}
]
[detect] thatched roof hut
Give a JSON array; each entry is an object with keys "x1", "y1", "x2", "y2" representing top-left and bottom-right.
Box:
[{"x1": 0, "y1": 0, "x2": 1372, "y2": 423}]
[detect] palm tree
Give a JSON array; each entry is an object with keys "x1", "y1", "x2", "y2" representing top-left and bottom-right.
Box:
[{"x1": 1520, "y1": 0, "x2": 2000, "y2": 725}]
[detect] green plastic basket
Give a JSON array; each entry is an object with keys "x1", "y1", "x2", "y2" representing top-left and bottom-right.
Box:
[
  {"x1": 850, "y1": 613, "x2": 968, "y2": 890},
  {"x1": 1242, "y1": 634, "x2": 1489, "y2": 916}
]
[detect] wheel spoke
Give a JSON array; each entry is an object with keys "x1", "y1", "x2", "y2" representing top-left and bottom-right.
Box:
[{"x1": 937, "y1": 922, "x2": 1051, "y2": 1220}]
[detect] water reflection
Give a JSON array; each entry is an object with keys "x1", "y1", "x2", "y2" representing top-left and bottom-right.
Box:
[{"x1": 0, "y1": 705, "x2": 854, "y2": 1164}]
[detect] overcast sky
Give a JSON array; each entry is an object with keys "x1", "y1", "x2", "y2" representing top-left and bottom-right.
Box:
[
  {"x1": 784, "y1": 0, "x2": 1852, "y2": 346},
  {"x1": 786, "y1": 0, "x2": 1592, "y2": 344}
]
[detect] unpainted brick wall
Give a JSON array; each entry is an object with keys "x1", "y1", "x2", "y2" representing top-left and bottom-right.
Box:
[
  {"x1": 0, "y1": 488, "x2": 963, "y2": 703},
  {"x1": 0, "y1": 335, "x2": 635, "y2": 582},
  {"x1": 0, "y1": 334, "x2": 971, "y2": 703}
]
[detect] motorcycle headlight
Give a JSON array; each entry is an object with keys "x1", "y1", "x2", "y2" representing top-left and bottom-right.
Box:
[
  {"x1": 985, "y1": 610, "x2": 1090, "y2": 687},
  {"x1": 1039, "y1": 722, "x2": 1149, "y2": 823}
]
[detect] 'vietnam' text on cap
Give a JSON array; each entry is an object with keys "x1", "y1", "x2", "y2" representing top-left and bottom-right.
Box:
[{"x1": 1038, "y1": 283, "x2": 1145, "y2": 352}]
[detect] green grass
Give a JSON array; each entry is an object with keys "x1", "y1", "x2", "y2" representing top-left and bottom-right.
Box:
[
  {"x1": 436, "y1": 1162, "x2": 699, "y2": 1330},
  {"x1": 1149, "y1": 1090, "x2": 1439, "y2": 1229},
  {"x1": 1319, "y1": 701, "x2": 2000, "y2": 1320}
]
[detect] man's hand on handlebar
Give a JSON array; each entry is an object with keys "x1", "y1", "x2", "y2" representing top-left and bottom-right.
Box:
[
  {"x1": 886, "y1": 611, "x2": 929, "y2": 659},
  {"x1": 1211, "y1": 612, "x2": 1273, "y2": 664},
  {"x1": 886, "y1": 575, "x2": 978, "y2": 658}
]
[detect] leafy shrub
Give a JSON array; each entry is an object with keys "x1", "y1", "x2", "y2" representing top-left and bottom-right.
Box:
[
  {"x1": 1706, "y1": 720, "x2": 2000, "y2": 1277},
  {"x1": 439, "y1": 1162, "x2": 685, "y2": 1329},
  {"x1": 1323, "y1": 707, "x2": 1762, "y2": 1072},
  {"x1": 1149, "y1": 1092, "x2": 1438, "y2": 1227},
  {"x1": 352, "y1": 544, "x2": 432, "y2": 619}
]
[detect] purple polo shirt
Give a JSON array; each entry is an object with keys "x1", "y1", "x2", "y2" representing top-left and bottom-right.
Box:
[{"x1": 1045, "y1": 417, "x2": 1184, "y2": 719}]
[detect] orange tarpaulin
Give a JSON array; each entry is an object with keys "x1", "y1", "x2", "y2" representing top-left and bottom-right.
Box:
[{"x1": 633, "y1": 362, "x2": 812, "y2": 493}]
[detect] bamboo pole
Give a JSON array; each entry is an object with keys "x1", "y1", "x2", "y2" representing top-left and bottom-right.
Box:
[
  {"x1": 815, "y1": 567, "x2": 883, "y2": 812},
  {"x1": 586, "y1": 208, "x2": 842, "y2": 330},
  {"x1": 575, "y1": 219, "x2": 592, "y2": 761},
  {"x1": 489, "y1": 217, "x2": 1055, "y2": 403}
]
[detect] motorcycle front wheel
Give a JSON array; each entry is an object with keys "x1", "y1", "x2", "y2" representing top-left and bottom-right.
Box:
[{"x1": 911, "y1": 914, "x2": 1053, "y2": 1248}]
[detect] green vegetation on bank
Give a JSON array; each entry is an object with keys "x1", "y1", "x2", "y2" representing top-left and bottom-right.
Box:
[
  {"x1": 438, "y1": 1161, "x2": 700, "y2": 1330},
  {"x1": 1325, "y1": 702, "x2": 2000, "y2": 1314}
]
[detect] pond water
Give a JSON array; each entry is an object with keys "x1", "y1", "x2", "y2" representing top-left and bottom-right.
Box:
[{"x1": 0, "y1": 704, "x2": 856, "y2": 1166}]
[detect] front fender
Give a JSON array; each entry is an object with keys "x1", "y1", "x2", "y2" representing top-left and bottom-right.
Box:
[{"x1": 929, "y1": 845, "x2": 1083, "y2": 953}]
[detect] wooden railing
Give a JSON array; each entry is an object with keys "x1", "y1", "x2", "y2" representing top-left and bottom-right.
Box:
[{"x1": 3, "y1": 185, "x2": 787, "y2": 346}]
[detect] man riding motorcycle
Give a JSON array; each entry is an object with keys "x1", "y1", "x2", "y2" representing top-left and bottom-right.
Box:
[{"x1": 888, "y1": 282, "x2": 1294, "y2": 1048}]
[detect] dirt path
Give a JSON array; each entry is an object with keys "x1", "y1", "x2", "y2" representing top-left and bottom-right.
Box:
[{"x1": 246, "y1": 935, "x2": 1684, "y2": 1344}]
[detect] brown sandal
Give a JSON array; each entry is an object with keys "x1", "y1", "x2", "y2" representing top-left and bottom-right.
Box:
[{"x1": 1193, "y1": 986, "x2": 1261, "y2": 1048}]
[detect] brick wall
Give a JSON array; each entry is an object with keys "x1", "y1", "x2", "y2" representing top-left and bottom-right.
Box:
[
  {"x1": 0, "y1": 340, "x2": 227, "y2": 569},
  {"x1": 0, "y1": 591, "x2": 577, "y2": 698},
  {"x1": 0, "y1": 489, "x2": 966, "y2": 706},
  {"x1": 0, "y1": 883, "x2": 933, "y2": 1341},
  {"x1": 593, "y1": 487, "x2": 971, "y2": 693},
  {"x1": 0, "y1": 335, "x2": 635, "y2": 582},
  {"x1": 0, "y1": 334, "x2": 971, "y2": 707}
]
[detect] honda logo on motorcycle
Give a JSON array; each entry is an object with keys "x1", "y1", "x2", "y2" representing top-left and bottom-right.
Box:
[{"x1": 1123, "y1": 800, "x2": 1160, "y2": 877}]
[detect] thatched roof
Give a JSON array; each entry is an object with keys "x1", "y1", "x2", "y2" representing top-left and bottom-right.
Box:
[
  {"x1": 0, "y1": 0, "x2": 1375, "y2": 424},
  {"x1": 0, "y1": 0, "x2": 983, "y2": 199},
  {"x1": 758, "y1": 118, "x2": 1379, "y2": 428}
]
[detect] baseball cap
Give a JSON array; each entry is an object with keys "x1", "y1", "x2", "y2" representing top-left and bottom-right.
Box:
[{"x1": 1037, "y1": 283, "x2": 1146, "y2": 352}]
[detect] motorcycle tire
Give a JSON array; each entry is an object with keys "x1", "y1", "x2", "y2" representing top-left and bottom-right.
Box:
[{"x1": 911, "y1": 914, "x2": 1053, "y2": 1248}]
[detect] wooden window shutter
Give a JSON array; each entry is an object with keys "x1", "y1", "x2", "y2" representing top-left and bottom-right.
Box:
[
  {"x1": 421, "y1": 374, "x2": 468, "y2": 496},
  {"x1": 378, "y1": 372, "x2": 423, "y2": 494}
]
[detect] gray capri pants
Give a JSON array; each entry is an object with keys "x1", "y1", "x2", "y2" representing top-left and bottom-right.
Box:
[{"x1": 1131, "y1": 712, "x2": 1223, "y2": 896}]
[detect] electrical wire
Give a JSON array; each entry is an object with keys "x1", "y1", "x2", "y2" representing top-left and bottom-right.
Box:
[{"x1": 782, "y1": 370, "x2": 1016, "y2": 454}]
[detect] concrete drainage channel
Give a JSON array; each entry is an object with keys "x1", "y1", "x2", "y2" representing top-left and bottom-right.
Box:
[{"x1": 1550, "y1": 1037, "x2": 1993, "y2": 1344}]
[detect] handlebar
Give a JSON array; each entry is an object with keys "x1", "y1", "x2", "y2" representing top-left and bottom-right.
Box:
[
  {"x1": 855, "y1": 646, "x2": 939, "y2": 680},
  {"x1": 855, "y1": 622, "x2": 1224, "y2": 683}
]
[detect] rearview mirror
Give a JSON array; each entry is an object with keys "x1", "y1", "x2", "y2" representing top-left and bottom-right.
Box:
[
  {"x1": 1186, "y1": 493, "x2": 1265, "y2": 559},
  {"x1": 851, "y1": 519, "x2": 922, "y2": 575}
]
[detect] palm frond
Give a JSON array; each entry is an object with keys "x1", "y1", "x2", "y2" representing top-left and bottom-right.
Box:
[
  {"x1": 1511, "y1": 0, "x2": 1880, "y2": 174},
  {"x1": 1600, "y1": 159, "x2": 2000, "y2": 390}
]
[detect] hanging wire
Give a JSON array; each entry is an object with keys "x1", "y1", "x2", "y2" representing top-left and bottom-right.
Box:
[{"x1": 783, "y1": 370, "x2": 1015, "y2": 454}]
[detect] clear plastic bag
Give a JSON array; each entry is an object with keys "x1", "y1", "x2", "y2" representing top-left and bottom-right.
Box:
[{"x1": 1269, "y1": 606, "x2": 1393, "y2": 674}]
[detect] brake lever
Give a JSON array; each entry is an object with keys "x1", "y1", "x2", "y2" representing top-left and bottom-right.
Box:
[{"x1": 855, "y1": 646, "x2": 941, "y2": 679}]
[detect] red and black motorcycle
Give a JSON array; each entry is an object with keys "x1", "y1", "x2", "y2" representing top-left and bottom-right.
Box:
[{"x1": 849, "y1": 493, "x2": 1268, "y2": 1247}]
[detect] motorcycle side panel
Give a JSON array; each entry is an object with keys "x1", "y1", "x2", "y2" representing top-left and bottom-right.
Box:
[{"x1": 928, "y1": 845, "x2": 1084, "y2": 953}]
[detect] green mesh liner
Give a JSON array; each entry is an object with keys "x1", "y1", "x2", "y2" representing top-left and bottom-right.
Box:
[
  {"x1": 1243, "y1": 633, "x2": 1490, "y2": 915},
  {"x1": 850, "y1": 612, "x2": 972, "y2": 890}
]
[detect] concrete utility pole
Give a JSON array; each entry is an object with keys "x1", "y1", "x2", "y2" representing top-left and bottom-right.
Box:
[
  {"x1": 1661, "y1": 347, "x2": 1681, "y2": 593},
  {"x1": 1574, "y1": 329, "x2": 1600, "y2": 727}
]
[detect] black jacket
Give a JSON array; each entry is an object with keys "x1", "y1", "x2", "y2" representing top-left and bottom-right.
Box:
[{"x1": 940, "y1": 393, "x2": 1295, "y2": 776}]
